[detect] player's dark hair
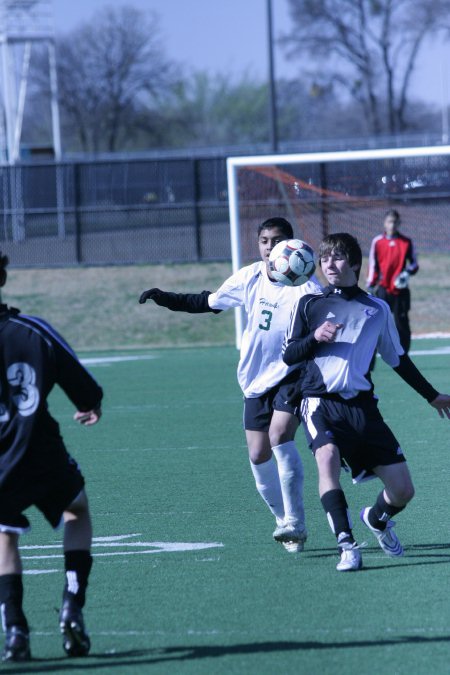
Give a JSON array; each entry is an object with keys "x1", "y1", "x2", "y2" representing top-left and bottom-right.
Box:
[
  {"x1": 0, "y1": 251, "x2": 8, "y2": 288},
  {"x1": 318, "y1": 233, "x2": 362, "y2": 279},
  {"x1": 384, "y1": 208, "x2": 400, "y2": 223},
  {"x1": 257, "y1": 217, "x2": 294, "y2": 239}
]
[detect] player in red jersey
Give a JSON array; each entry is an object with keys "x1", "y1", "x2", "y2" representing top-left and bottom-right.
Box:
[{"x1": 366, "y1": 209, "x2": 419, "y2": 352}]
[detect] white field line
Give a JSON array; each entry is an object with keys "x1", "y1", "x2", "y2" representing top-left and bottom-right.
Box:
[
  {"x1": 31, "y1": 624, "x2": 450, "y2": 638},
  {"x1": 80, "y1": 354, "x2": 157, "y2": 365},
  {"x1": 412, "y1": 332, "x2": 450, "y2": 339},
  {"x1": 80, "y1": 346, "x2": 450, "y2": 369},
  {"x1": 409, "y1": 346, "x2": 450, "y2": 356},
  {"x1": 20, "y1": 538, "x2": 224, "y2": 562}
]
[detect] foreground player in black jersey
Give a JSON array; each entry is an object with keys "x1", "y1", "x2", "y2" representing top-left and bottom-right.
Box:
[
  {"x1": 0, "y1": 253, "x2": 103, "y2": 661},
  {"x1": 283, "y1": 233, "x2": 450, "y2": 571}
]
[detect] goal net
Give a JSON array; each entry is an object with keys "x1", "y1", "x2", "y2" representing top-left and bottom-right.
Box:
[{"x1": 227, "y1": 145, "x2": 450, "y2": 346}]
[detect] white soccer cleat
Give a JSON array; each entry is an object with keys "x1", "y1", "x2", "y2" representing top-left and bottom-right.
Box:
[
  {"x1": 282, "y1": 540, "x2": 305, "y2": 554},
  {"x1": 336, "y1": 542, "x2": 363, "y2": 572},
  {"x1": 360, "y1": 507, "x2": 404, "y2": 557},
  {"x1": 273, "y1": 523, "x2": 307, "y2": 554}
]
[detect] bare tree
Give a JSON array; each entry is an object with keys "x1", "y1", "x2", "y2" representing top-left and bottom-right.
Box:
[
  {"x1": 55, "y1": 5, "x2": 178, "y2": 152},
  {"x1": 141, "y1": 71, "x2": 270, "y2": 147},
  {"x1": 283, "y1": 0, "x2": 450, "y2": 134}
]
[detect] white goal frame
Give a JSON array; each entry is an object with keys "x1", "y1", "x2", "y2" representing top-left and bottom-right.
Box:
[{"x1": 226, "y1": 144, "x2": 450, "y2": 348}]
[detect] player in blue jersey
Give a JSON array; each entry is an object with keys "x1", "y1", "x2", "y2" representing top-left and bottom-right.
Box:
[
  {"x1": 0, "y1": 253, "x2": 103, "y2": 661},
  {"x1": 139, "y1": 218, "x2": 322, "y2": 553},
  {"x1": 283, "y1": 233, "x2": 450, "y2": 571}
]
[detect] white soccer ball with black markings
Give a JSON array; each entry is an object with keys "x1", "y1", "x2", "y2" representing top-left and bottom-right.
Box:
[{"x1": 268, "y1": 239, "x2": 316, "y2": 287}]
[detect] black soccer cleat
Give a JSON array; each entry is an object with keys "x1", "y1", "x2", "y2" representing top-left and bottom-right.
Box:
[
  {"x1": 1, "y1": 626, "x2": 31, "y2": 662},
  {"x1": 59, "y1": 600, "x2": 91, "y2": 657}
]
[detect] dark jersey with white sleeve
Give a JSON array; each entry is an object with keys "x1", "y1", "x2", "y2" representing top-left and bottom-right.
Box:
[
  {"x1": 283, "y1": 285, "x2": 438, "y2": 402},
  {"x1": 0, "y1": 305, "x2": 103, "y2": 488}
]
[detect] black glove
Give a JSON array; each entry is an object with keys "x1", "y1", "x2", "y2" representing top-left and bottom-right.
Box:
[
  {"x1": 138, "y1": 288, "x2": 221, "y2": 313},
  {"x1": 139, "y1": 288, "x2": 165, "y2": 304}
]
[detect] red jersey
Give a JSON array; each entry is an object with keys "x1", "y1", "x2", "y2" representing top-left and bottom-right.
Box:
[{"x1": 367, "y1": 232, "x2": 419, "y2": 295}]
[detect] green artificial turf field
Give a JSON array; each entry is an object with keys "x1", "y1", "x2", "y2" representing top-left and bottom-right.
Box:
[{"x1": 11, "y1": 341, "x2": 450, "y2": 674}]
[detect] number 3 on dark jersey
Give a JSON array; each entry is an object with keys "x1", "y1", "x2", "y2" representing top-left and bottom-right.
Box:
[{"x1": 0, "y1": 362, "x2": 40, "y2": 421}]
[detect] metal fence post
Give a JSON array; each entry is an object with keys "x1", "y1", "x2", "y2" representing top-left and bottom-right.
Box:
[
  {"x1": 74, "y1": 162, "x2": 82, "y2": 264},
  {"x1": 192, "y1": 158, "x2": 202, "y2": 261},
  {"x1": 319, "y1": 162, "x2": 329, "y2": 239}
]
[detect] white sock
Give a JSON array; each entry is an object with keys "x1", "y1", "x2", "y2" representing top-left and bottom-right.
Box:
[
  {"x1": 249, "y1": 457, "x2": 285, "y2": 523},
  {"x1": 271, "y1": 441, "x2": 305, "y2": 528}
]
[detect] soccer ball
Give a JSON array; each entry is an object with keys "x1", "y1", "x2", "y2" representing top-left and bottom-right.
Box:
[{"x1": 268, "y1": 239, "x2": 316, "y2": 287}]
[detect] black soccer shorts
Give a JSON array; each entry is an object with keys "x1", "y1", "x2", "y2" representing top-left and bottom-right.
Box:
[
  {"x1": 0, "y1": 450, "x2": 85, "y2": 533},
  {"x1": 301, "y1": 394, "x2": 405, "y2": 482},
  {"x1": 244, "y1": 371, "x2": 302, "y2": 432}
]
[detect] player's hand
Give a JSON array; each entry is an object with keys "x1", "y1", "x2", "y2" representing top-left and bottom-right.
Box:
[
  {"x1": 314, "y1": 321, "x2": 343, "y2": 343},
  {"x1": 74, "y1": 407, "x2": 102, "y2": 426},
  {"x1": 139, "y1": 288, "x2": 163, "y2": 304},
  {"x1": 429, "y1": 394, "x2": 450, "y2": 419}
]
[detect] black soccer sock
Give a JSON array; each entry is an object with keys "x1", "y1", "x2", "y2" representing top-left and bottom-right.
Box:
[
  {"x1": 0, "y1": 574, "x2": 29, "y2": 632},
  {"x1": 368, "y1": 491, "x2": 405, "y2": 531},
  {"x1": 321, "y1": 489, "x2": 355, "y2": 547},
  {"x1": 63, "y1": 550, "x2": 93, "y2": 609}
]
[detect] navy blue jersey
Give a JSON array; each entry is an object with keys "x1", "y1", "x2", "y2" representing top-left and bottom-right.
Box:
[
  {"x1": 283, "y1": 285, "x2": 438, "y2": 403},
  {"x1": 0, "y1": 306, "x2": 103, "y2": 486}
]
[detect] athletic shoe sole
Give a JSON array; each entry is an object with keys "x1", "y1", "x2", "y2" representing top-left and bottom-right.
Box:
[
  {"x1": 273, "y1": 525, "x2": 308, "y2": 544},
  {"x1": 360, "y1": 507, "x2": 403, "y2": 557},
  {"x1": 282, "y1": 540, "x2": 305, "y2": 553},
  {"x1": 1, "y1": 628, "x2": 31, "y2": 663},
  {"x1": 60, "y1": 619, "x2": 91, "y2": 657}
]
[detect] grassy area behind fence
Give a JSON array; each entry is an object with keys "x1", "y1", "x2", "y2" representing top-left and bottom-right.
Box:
[{"x1": 4, "y1": 255, "x2": 450, "y2": 351}]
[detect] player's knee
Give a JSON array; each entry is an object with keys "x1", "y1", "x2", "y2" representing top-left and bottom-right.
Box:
[
  {"x1": 248, "y1": 447, "x2": 272, "y2": 464},
  {"x1": 315, "y1": 444, "x2": 339, "y2": 468},
  {"x1": 268, "y1": 420, "x2": 297, "y2": 447},
  {"x1": 0, "y1": 531, "x2": 19, "y2": 552},
  {"x1": 398, "y1": 482, "x2": 415, "y2": 504},
  {"x1": 64, "y1": 490, "x2": 90, "y2": 520},
  {"x1": 268, "y1": 428, "x2": 289, "y2": 446},
  {"x1": 389, "y1": 482, "x2": 415, "y2": 506}
]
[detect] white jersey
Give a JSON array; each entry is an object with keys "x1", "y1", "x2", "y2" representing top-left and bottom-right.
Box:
[{"x1": 208, "y1": 262, "x2": 322, "y2": 397}]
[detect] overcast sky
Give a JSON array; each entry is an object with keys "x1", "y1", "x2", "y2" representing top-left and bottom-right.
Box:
[{"x1": 51, "y1": 0, "x2": 449, "y2": 108}]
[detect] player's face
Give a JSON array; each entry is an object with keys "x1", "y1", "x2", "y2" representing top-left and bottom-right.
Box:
[
  {"x1": 320, "y1": 249, "x2": 358, "y2": 287},
  {"x1": 384, "y1": 215, "x2": 399, "y2": 237},
  {"x1": 258, "y1": 227, "x2": 288, "y2": 272}
]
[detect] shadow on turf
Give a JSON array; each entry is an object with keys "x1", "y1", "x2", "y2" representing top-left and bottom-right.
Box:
[
  {"x1": 4, "y1": 634, "x2": 450, "y2": 673},
  {"x1": 4, "y1": 547, "x2": 449, "y2": 673},
  {"x1": 305, "y1": 542, "x2": 450, "y2": 571}
]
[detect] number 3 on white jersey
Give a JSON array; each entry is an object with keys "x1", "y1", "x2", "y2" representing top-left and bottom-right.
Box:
[{"x1": 6, "y1": 362, "x2": 40, "y2": 417}]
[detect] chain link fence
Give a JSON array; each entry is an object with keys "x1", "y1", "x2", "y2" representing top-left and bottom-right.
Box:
[
  {"x1": 0, "y1": 156, "x2": 230, "y2": 266},
  {"x1": 1, "y1": 150, "x2": 450, "y2": 268}
]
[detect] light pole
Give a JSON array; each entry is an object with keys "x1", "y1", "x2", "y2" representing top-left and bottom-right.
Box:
[
  {"x1": 441, "y1": 59, "x2": 449, "y2": 145},
  {"x1": 267, "y1": 0, "x2": 278, "y2": 152}
]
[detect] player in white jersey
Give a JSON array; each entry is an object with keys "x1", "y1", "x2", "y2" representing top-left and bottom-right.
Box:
[{"x1": 139, "y1": 217, "x2": 322, "y2": 552}]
